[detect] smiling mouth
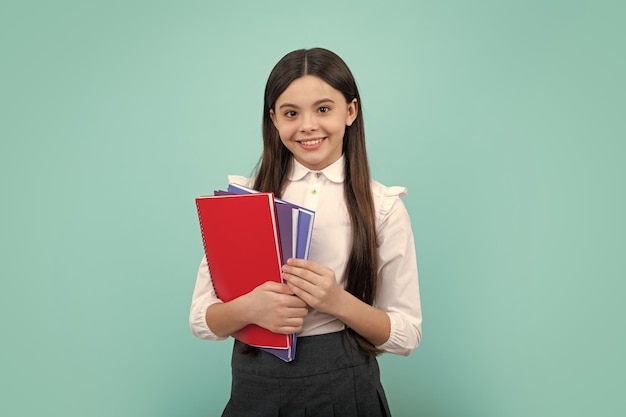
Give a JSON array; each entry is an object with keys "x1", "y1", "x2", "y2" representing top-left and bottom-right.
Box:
[{"x1": 297, "y1": 138, "x2": 325, "y2": 146}]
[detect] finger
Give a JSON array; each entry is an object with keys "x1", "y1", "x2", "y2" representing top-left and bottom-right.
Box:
[
  {"x1": 286, "y1": 307, "x2": 309, "y2": 318},
  {"x1": 260, "y1": 281, "x2": 295, "y2": 294},
  {"x1": 283, "y1": 272, "x2": 317, "y2": 295},
  {"x1": 286, "y1": 281, "x2": 316, "y2": 307},
  {"x1": 275, "y1": 325, "x2": 303, "y2": 334},
  {"x1": 284, "y1": 295, "x2": 308, "y2": 308},
  {"x1": 287, "y1": 258, "x2": 331, "y2": 274},
  {"x1": 274, "y1": 316, "x2": 306, "y2": 333},
  {"x1": 282, "y1": 265, "x2": 320, "y2": 285}
]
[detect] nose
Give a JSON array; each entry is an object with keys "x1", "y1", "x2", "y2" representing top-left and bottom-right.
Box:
[{"x1": 299, "y1": 112, "x2": 318, "y2": 132}]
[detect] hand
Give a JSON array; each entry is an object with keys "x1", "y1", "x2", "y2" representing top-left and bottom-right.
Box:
[
  {"x1": 281, "y1": 258, "x2": 345, "y2": 316},
  {"x1": 243, "y1": 281, "x2": 308, "y2": 334}
]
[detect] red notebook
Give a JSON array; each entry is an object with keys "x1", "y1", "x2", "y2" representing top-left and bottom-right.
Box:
[{"x1": 195, "y1": 192, "x2": 289, "y2": 349}]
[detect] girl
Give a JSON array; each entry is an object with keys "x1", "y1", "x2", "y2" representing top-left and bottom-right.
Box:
[{"x1": 190, "y1": 48, "x2": 422, "y2": 417}]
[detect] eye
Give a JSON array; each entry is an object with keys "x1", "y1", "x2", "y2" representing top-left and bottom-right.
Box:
[
  {"x1": 284, "y1": 110, "x2": 297, "y2": 118},
  {"x1": 318, "y1": 106, "x2": 330, "y2": 113}
]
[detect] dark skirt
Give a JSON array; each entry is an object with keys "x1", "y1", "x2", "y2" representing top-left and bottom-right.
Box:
[{"x1": 222, "y1": 330, "x2": 392, "y2": 417}]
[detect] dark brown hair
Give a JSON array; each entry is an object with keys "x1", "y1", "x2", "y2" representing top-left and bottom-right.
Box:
[{"x1": 254, "y1": 48, "x2": 380, "y2": 355}]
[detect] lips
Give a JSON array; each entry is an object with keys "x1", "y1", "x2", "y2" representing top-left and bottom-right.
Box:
[{"x1": 297, "y1": 137, "x2": 325, "y2": 146}]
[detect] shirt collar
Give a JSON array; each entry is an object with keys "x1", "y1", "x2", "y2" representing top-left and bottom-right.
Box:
[{"x1": 288, "y1": 156, "x2": 345, "y2": 183}]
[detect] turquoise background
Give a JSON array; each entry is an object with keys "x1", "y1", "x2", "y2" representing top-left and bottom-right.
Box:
[{"x1": 1, "y1": 0, "x2": 624, "y2": 416}]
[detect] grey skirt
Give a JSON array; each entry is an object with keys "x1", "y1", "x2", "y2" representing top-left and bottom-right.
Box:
[{"x1": 222, "y1": 330, "x2": 392, "y2": 417}]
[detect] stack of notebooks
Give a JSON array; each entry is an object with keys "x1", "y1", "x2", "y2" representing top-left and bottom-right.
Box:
[{"x1": 195, "y1": 183, "x2": 315, "y2": 362}]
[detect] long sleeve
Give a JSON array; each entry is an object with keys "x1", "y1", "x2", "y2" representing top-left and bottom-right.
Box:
[
  {"x1": 189, "y1": 256, "x2": 227, "y2": 340},
  {"x1": 372, "y1": 185, "x2": 423, "y2": 356}
]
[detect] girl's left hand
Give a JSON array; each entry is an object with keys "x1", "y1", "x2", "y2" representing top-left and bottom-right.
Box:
[{"x1": 282, "y1": 258, "x2": 345, "y2": 316}]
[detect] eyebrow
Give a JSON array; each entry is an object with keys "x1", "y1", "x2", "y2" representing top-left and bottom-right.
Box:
[{"x1": 278, "y1": 98, "x2": 336, "y2": 109}]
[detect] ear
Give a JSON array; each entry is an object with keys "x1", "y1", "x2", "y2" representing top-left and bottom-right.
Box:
[
  {"x1": 269, "y1": 109, "x2": 278, "y2": 128},
  {"x1": 345, "y1": 98, "x2": 358, "y2": 127}
]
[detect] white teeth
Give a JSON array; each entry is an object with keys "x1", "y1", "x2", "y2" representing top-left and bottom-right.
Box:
[{"x1": 300, "y1": 138, "x2": 323, "y2": 146}]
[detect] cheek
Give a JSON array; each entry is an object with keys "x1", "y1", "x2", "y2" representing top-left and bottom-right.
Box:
[
  {"x1": 277, "y1": 129, "x2": 293, "y2": 148},
  {"x1": 276, "y1": 125, "x2": 297, "y2": 143}
]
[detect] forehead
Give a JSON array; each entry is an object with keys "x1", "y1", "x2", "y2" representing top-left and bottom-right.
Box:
[{"x1": 276, "y1": 75, "x2": 343, "y2": 106}]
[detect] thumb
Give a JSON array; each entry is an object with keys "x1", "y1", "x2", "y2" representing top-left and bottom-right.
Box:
[{"x1": 260, "y1": 281, "x2": 294, "y2": 294}]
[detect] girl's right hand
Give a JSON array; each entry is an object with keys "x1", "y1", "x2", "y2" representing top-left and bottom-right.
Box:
[{"x1": 243, "y1": 281, "x2": 308, "y2": 334}]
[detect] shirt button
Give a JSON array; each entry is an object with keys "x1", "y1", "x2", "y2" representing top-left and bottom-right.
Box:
[
  {"x1": 311, "y1": 189, "x2": 317, "y2": 195},
  {"x1": 314, "y1": 172, "x2": 321, "y2": 179}
]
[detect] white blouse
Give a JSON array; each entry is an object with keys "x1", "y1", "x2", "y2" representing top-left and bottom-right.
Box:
[{"x1": 189, "y1": 156, "x2": 422, "y2": 356}]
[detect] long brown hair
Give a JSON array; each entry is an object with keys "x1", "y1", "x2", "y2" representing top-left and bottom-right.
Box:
[{"x1": 254, "y1": 48, "x2": 380, "y2": 355}]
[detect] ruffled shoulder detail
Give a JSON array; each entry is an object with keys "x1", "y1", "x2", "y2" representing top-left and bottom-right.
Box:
[
  {"x1": 370, "y1": 179, "x2": 408, "y2": 224},
  {"x1": 227, "y1": 175, "x2": 255, "y2": 188}
]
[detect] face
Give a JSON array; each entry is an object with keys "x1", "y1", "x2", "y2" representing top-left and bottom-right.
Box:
[{"x1": 270, "y1": 75, "x2": 358, "y2": 171}]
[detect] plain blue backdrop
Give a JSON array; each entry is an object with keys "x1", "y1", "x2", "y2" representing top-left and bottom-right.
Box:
[{"x1": 1, "y1": 1, "x2": 624, "y2": 416}]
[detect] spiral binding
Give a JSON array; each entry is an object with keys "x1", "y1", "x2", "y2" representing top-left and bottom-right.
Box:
[{"x1": 195, "y1": 199, "x2": 219, "y2": 299}]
